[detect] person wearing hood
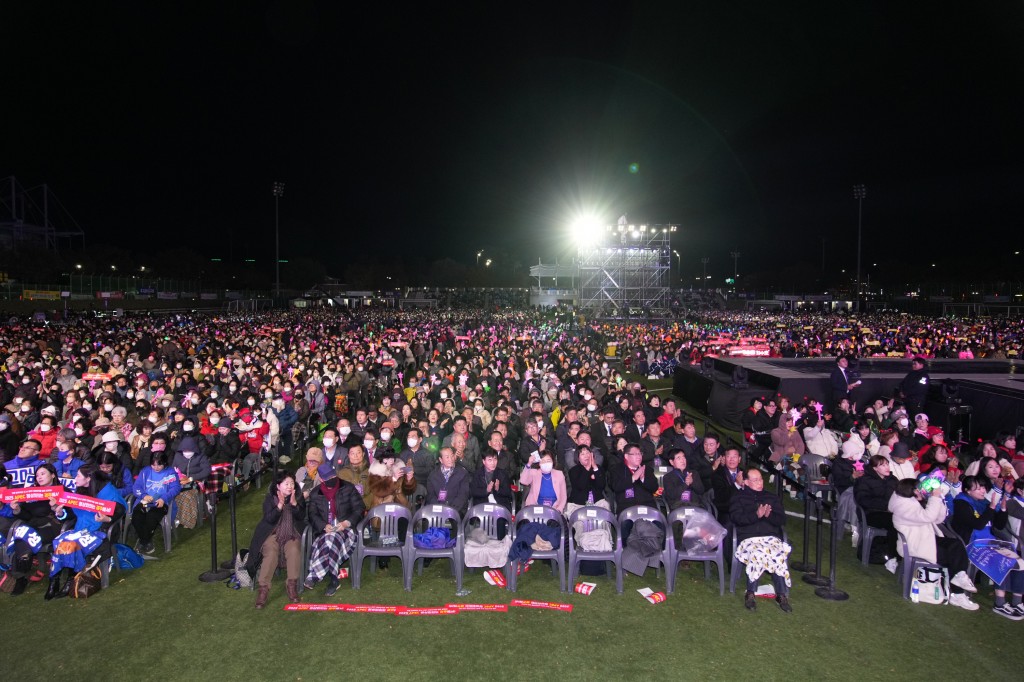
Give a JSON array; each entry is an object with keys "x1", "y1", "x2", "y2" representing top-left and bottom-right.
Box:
[
  {"x1": 172, "y1": 435, "x2": 211, "y2": 489},
  {"x1": 303, "y1": 465, "x2": 365, "y2": 596},
  {"x1": 769, "y1": 412, "x2": 805, "y2": 464},
  {"x1": 56, "y1": 364, "x2": 78, "y2": 393}
]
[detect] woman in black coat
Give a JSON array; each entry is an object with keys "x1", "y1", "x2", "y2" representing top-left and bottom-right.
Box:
[
  {"x1": 469, "y1": 450, "x2": 514, "y2": 510},
  {"x1": 853, "y1": 454, "x2": 898, "y2": 564},
  {"x1": 246, "y1": 471, "x2": 307, "y2": 608},
  {"x1": 566, "y1": 445, "x2": 607, "y2": 507},
  {"x1": 303, "y1": 469, "x2": 365, "y2": 597}
]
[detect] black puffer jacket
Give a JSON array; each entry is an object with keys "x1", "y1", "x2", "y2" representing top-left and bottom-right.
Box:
[
  {"x1": 729, "y1": 486, "x2": 786, "y2": 542},
  {"x1": 307, "y1": 478, "x2": 365, "y2": 538},
  {"x1": 854, "y1": 467, "x2": 896, "y2": 513}
]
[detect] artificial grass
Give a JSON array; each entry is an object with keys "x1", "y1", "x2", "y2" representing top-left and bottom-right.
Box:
[{"x1": 2, "y1": 481, "x2": 1019, "y2": 682}]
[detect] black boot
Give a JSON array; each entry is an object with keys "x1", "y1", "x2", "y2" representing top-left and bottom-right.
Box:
[
  {"x1": 11, "y1": 577, "x2": 28, "y2": 596},
  {"x1": 44, "y1": 574, "x2": 61, "y2": 601},
  {"x1": 54, "y1": 569, "x2": 73, "y2": 600}
]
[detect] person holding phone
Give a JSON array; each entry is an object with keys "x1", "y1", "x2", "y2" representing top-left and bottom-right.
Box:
[{"x1": 245, "y1": 471, "x2": 307, "y2": 609}]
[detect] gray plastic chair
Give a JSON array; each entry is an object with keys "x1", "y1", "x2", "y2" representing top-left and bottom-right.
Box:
[
  {"x1": 409, "y1": 504, "x2": 464, "y2": 591},
  {"x1": 463, "y1": 503, "x2": 514, "y2": 588},
  {"x1": 729, "y1": 526, "x2": 789, "y2": 593},
  {"x1": 617, "y1": 505, "x2": 671, "y2": 586},
  {"x1": 567, "y1": 506, "x2": 623, "y2": 594},
  {"x1": 353, "y1": 503, "x2": 413, "y2": 590},
  {"x1": 667, "y1": 507, "x2": 725, "y2": 595},
  {"x1": 508, "y1": 505, "x2": 566, "y2": 592},
  {"x1": 895, "y1": 529, "x2": 947, "y2": 600},
  {"x1": 854, "y1": 502, "x2": 888, "y2": 567}
]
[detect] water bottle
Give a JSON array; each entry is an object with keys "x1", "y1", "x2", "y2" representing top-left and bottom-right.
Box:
[{"x1": 910, "y1": 578, "x2": 920, "y2": 603}]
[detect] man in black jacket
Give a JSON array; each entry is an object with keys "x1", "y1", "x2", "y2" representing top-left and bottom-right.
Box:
[
  {"x1": 730, "y1": 468, "x2": 791, "y2": 612},
  {"x1": 898, "y1": 356, "x2": 929, "y2": 417}
]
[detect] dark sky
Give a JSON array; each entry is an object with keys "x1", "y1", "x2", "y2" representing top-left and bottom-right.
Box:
[{"x1": 4, "y1": 2, "x2": 1023, "y2": 282}]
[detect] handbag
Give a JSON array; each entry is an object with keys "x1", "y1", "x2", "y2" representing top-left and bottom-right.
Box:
[
  {"x1": 175, "y1": 488, "x2": 200, "y2": 529},
  {"x1": 70, "y1": 566, "x2": 103, "y2": 599},
  {"x1": 233, "y1": 549, "x2": 253, "y2": 589},
  {"x1": 916, "y1": 566, "x2": 948, "y2": 605},
  {"x1": 0, "y1": 572, "x2": 15, "y2": 593}
]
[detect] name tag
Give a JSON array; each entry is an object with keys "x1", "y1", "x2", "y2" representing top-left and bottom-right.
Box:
[
  {"x1": 586, "y1": 509, "x2": 597, "y2": 518},
  {"x1": 625, "y1": 489, "x2": 635, "y2": 499},
  {"x1": 637, "y1": 506, "x2": 648, "y2": 514},
  {"x1": 355, "y1": 484, "x2": 364, "y2": 495},
  {"x1": 657, "y1": 467, "x2": 669, "y2": 475},
  {"x1": 586, "y1": 491, "x2": 594, "y2": 505},
  {"x1": 385, "y1": 504, "x2": 396, "y2": 512},
  {"x1": 438, "y1": 490, "x2": 448, "y2": 502},
  {"x1": 484, "y1": 504, "x2": 494, "y2": 512},
  {"x1": 432, "y1": 505, "x2": 443, "y2": 512},
  {"x1": 534, "y1": 507, "x2": 544, "y2": 514}
]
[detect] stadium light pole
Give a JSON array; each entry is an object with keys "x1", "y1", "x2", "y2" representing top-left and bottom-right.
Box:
[
  {"x1": 672, "y1": 250, "x2": 681, "y2": 284},
  {"x1": 701, "y1": 257, "x2": 710, "y2": 292},
  {"x1": 730, "y1": 251, "x2": 741, "y2": 280},
  {"x1": 853, "y1": 184, "x2": 865, "y2": 311},
  {"x1": 272, "y1": 182, "x2": 285, "y2": 298}
]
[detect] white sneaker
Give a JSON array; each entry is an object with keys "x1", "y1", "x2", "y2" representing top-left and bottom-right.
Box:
[
  {"x1": 951, "y1": 571, "x2": 977, "y2": 593},
  {"x1": 884, "y1": 557, "x2": 898, "y2": 574},
  {"x1": 949, "y1": 592, "x2": 979, "y2": 611},
  {"x1": 851, "y1": 528, "x2": 860, "y2": 548}
]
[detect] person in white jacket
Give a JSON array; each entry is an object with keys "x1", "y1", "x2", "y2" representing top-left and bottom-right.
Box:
[
  {"x1": 802, "y1": 412, "x2": 839, "y2": 458},
  {"x1": 889, "y1": 478, "x2": 978, "y2": 610}
]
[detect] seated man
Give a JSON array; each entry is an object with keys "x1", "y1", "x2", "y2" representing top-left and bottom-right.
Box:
[
  {"x1": 730, "y1": 468, "x2": 791, "y2": 613},
  {"x1": 469, "y1": 450, "x2": 513, "y2": 511},
  {"x1": 425, "y1": 447, "x2": 470, "y2": 515}
]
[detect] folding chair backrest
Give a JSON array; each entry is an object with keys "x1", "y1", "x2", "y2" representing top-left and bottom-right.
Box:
[
  {"x1": 366, "y1": 503, "x2": 412, "y2": 540},
  {"x1": 413, "y1": 503, "x2": 462, "y2": 531},
  {"x1": 466, "y1": 503, "x2": 513, "y2": 540}
]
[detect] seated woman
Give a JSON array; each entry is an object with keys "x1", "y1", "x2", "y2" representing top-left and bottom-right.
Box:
[
  {"x1": 519, "y1": 451, "x2": 567, "y2": 512},
  {"x1": 730, "y1": 467, "x2": 792, "y2": 613},
  {"x1": 52, "y1": 429, "x2": 83, "y2": 489},
  {"x1": 303, "y1": 466, "x2": 364, "y2": 597},
  {"x1": 337, "y1": 444, "x2": 372, "y2": 509},
  {"x1": 367, "y1": 451, "x2": 416, "y2": 511},
  {"x1": 97, "y1": 450, "x2": 133, "y2": 494},
  {"x1": 245, "y1": 471, "x2": 307, "y2": 609},
  {"x1": 951, "y1": 475, "x2": 1024, "y2": 620},
  {"x1": 48, "y1": 464, "x2": 126, "y2": 600},
  {"x1": 889, "y1": 477, "x2": 978, "y2": 610},
  {"x1": 664, "y1": 447, "x2": 705, "y2": 512},
  {"x1": 295, "y1": 447, "x2": 325, "y2": 499},
  {"x1": 854, "y1": 454, "x2": 899, "y2": 570},
  {"x1": 5, "y1": 463, "x2": 63, "y2": 596},
  {"x1": 566, "y1": 446, "x2": 607, "y2": 513},
  {"x1": 130, "y1": 450, "x2": 182, "y2": 556},
  {"x1": 171, "y1": 436, "x2": 211, "y2": 529}
]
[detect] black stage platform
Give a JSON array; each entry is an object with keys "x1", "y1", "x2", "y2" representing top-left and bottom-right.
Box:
[{"x1": 673, "y1": 358, "x2": 1024, "y2": 441}]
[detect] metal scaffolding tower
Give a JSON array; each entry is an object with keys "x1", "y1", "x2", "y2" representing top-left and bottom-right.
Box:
[
  {"x1": 577, "y1": 222, "x2": 675, "y2": 316},
  {"x1": 0, "y1": 176, "x2": 87, "y2": 252}
]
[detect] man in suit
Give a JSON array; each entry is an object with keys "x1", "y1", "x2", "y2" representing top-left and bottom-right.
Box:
[{"x1": 830, "y1": 355, "x2": 861, "y2": 412}]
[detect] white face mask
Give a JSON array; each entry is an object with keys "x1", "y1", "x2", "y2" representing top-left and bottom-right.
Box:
[
  {"x1": 191, "y1": 396, "x2": 200, "y2": 405},
  {"x1": 83, "y1": 402, "x2": 92, "y2": 410},
  {"x1": 898, "y1": 418, "x2": 909, "y2": 428},
  {"x1": 75, "y1": 427, "x2": 84, "y2": 436},
  {"x1": 182, "y1": 451, "x2": 195, "y2": 459},
  {"x1": 322, "y1": 438, "x2": 335, "y2": 448},
  {"x1": 587, "y1": 405, "x2": 597, "y2": 412},
  {"x1": 540, "y1": 462, "x2": 554, "y2": 473},
  {"x1": 264, "y1": 392, "x2": 272, "y2": 399},
  {"x1": 210, "y1": 417, "x2": 221, "y2": 426},
  {"x1": 21, "y1": 404, "x2": 31, "y2": 412},
  {"x1": 339, "y1": 427, "x2": 351, "y2": 436},
  {"x1": 105, "y1": 442, "x2": 118, "y2": 452},
  {"x1": 127, "y1": 391, "x2": 135, "y2": 399},
  {"x1": 104, "y1": 403, "x2": 113, "y2": 411},
  {"x1": 363, "y1": 439, "x2": 374, "y2": 450},
  {"x1": 184, "y1": 423, "x2": 194, "y2": 432},
  {"x1": 161, "y1": 400, "x2": 171, "y2": 408},
  {"x1": 210, "y1": 391, "x2": 218, "y2": 399},
  {"x1": 0, "y1": 422, "x2": 7, "y2": 432},
  {"x1": 13, "y1": 397, "x2": 23, "y2": 405},
  {"x1": 39, "y1": 423, "x2": 51, "y2": 432},
  {"x1": 440, "y1": 393, "x2": 448, "y2": 399},
  {"x1": 22, "y1": 377, "x2": 30, "y2": 385},
  {"x1": 407, "y1": 438, "x2": 418, "y2": 448},
  {"x1": 381, "y1": 431, "x2": 392, "y2": 441},
  {"x1": 247, "y1": 399, "x2": 256, "y2": 406}
]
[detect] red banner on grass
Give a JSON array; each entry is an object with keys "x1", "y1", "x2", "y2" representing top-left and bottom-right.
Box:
[
  {"x1": 395, "y1": 606, "x2": 459, "y2": 616},
  {"x1": 510, "y1": 599, "x2": 573, "y2": 613},
  {"x1": 445, "y1": 603, "x2": 508, "y2": 612}
]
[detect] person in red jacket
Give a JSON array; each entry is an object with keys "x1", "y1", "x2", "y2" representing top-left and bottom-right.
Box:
[
  {"x1": 236, "y1": 408, "x2": 269, "y2": 484},
  {"x1": 27, "y1": 414, "x2": 60, "y2": 460}
]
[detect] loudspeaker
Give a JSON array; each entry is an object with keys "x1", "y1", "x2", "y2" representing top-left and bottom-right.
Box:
[
  {"x1": 926, "y1": 402, "x2": 972, "y2": 443},
  {"x1": 701, "y1": 357, "x2": 715, "y2": 377},
  {"x1": 731, "y1": 366, "x2": 749, "y2": 389}
]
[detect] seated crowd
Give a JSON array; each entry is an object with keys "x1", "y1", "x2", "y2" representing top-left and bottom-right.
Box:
[{"x1": 0, "y1": 308, "x2": 1022, "y2": 620}]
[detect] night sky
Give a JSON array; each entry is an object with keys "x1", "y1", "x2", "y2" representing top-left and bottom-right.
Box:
[{"x1": 5, "y1": 2, "x2": 1023, "y2": 284}]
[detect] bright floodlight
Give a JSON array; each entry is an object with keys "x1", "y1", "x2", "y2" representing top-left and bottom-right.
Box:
[{"x1": 570, "y1": 214, "x2": 602, "y2": 245}]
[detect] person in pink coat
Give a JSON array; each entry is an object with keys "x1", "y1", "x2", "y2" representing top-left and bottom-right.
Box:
[{"x1": 519, "y1": 452, "x2": 567, "y2": 512}]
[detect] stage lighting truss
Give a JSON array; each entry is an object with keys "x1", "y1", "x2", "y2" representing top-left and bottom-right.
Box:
[{"x1": 576, "y1": 224, "x2": 674, "y2": 315}]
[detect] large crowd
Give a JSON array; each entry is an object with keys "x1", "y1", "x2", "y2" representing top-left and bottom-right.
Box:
[{"x1": 0, "y1": 307, "x2": 1022, "y2": 619}]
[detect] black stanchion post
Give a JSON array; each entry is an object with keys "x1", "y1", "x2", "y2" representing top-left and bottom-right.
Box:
[
  {"x1": 199, "y1": 493, "x2": 231, "y2": 582},
  {"x1": 791, "y1": 486, "x2": 816, "y2": 574},
  {"x1": 814, "y1": 490, "x2": 849, "y2": 601},
  {"x1": 802, "y1": 488, "x2": 829, "y2": 587},
  {"x1": 219, "y1": 484, "x2": 239, "y2": 570}
]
